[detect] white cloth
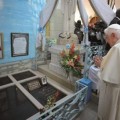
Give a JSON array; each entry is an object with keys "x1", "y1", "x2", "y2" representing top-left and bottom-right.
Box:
[
  {"x1": 77, "y1": 0, "x2": 90, "y2": 46},
  {"x1": 89, "y1": 0, "x2": 115, "y2": 25},
  {"x1": 88, "y1": 65, "x2": 100, "y2": 90},
  {"x1": 36, "y1": 32, "x2": 45, "y2": 51},
  {"x1": 36, "y1": 33, "x2": 42, "y2": 48},
  {"x1": 77, "y1": 0, "x2": 88, "y2": 28},
  {"x1": 98, "y1": 40, "x2": 120, "y2": 120},
  {"x1": 61, "y1": 0, "x2": 77, "y2": 33},
  {"x1": 39, "y1": 0, "x2": 58, "y2": 28}
]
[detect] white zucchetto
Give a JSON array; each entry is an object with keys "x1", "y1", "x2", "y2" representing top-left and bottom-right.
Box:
[{"x1": 108, "y1": 24, "x2": 120, "y2": 30}]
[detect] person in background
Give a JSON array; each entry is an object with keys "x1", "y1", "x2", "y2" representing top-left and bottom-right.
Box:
[
  {"x1": 74, "y1": 20, "x2": 83, "y2": 44},
  {"x1": 97, "y1": 24, "x2": 120, "y2": 120},
  {"x1": 110, "y1": 8, "x2": 120, "y2": 25},
  {"x1": 94, "y1": 8, "x2": 120, "y2": 67}
]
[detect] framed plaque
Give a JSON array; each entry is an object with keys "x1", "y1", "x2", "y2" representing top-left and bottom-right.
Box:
[
  {"x1": 11, "y1": 33, "x2": 29, "y2": 57},
  {"x1": 27, "y1": 80, "x2": 41, "y2": 91}
]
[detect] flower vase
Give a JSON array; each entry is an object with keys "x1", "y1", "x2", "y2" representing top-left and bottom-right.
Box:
[{"x1": 67, "y1": 72, "x2": 74, "y2": 85}]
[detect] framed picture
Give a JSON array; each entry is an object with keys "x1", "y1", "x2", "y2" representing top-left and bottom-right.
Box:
[
  {"x1": 11, "y1": 33, "x2": 29, "y2": 57},
  {"x1": 0, "y1": 33, "x2": 3, "y2": 59},
  {"x1": 41, "y1": 76, "x2": 47, "y2": 85}
]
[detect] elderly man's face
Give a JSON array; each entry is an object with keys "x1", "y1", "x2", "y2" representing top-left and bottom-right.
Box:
[{"x1": 105, "y1": 33, "x2": 115, "y2": 47}]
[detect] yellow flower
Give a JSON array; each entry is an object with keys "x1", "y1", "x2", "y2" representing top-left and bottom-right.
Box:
[{"x1": 74, "y1": 55, "x2": 77, "y2": 59}]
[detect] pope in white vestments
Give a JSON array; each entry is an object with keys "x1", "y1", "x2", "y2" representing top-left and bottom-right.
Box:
[{"x1": 97, "y1": 24, "x2": 120, "y2": 120}]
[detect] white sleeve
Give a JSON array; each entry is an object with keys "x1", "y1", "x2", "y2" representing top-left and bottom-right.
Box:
[{"x1": 101, "y1": 45, "x2": 120, "y2": 84}]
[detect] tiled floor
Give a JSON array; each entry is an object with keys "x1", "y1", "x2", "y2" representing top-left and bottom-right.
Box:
[{"x1": 75, "y1": 101, "x2": 98, "y2": 120}]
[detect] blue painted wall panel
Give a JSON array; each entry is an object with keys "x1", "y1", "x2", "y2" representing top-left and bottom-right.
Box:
[{"x1": 0, "y1": 0, "x2": 45, "y2": 64}]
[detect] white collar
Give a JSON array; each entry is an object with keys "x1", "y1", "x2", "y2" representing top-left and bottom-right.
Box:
[{"x1": 115, "y1": 39, "x2": 120, "y2": 45}]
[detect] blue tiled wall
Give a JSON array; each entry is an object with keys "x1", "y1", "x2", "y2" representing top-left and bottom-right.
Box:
[{"x1": 0, "y1": 0, "x2": 45, "y2": 64}]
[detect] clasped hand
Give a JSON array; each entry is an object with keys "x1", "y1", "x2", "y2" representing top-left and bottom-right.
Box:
[{"x1": 93, "y1": 55, "x2": 103, "y2": 67}]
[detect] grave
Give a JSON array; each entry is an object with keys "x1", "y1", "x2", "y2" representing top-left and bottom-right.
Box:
[{"x1": 0, "y1": 69, "x2": 66, "y2": 120}]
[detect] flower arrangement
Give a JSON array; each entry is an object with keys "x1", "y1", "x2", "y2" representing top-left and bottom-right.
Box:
[{"x1": 60, "y1": 43, "x2": 83, "y2": 77}]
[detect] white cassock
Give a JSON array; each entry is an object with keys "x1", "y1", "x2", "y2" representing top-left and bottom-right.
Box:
[{"x1": 98, "y1": 40, "x2": 120, "y2": 120}]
